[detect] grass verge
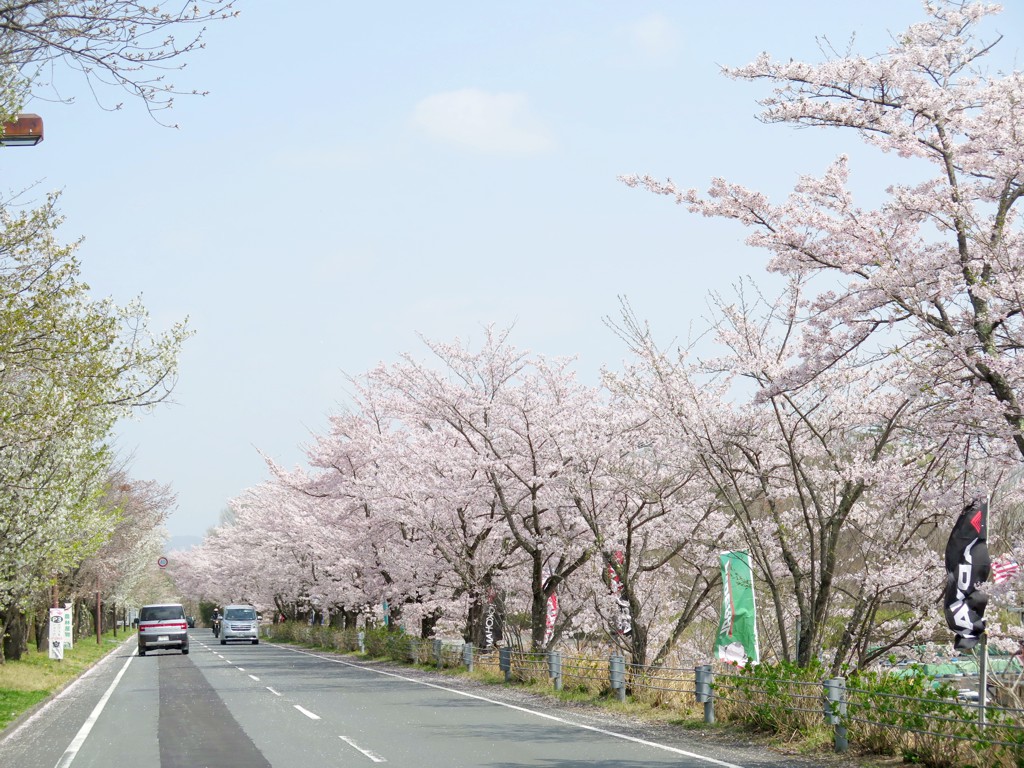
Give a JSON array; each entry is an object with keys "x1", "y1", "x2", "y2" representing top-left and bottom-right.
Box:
[{"x1": 0, "y1": 629, "x2": 133, "y2": 732}]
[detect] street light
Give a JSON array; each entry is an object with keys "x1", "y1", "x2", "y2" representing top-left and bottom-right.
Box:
[{"x1": 0, "y1": 114, "x2": 43, "y2": 146}]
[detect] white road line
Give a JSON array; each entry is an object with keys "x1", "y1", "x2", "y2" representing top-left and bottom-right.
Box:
[
  {"x1": 266, "y1": 687, "x2": 281, "y2": 696},
  {"x1": 237, "y1": 667, "x2": 245, "y2": 671},
  {"x1": 340, "y1": 735, "x2": 387, "y2": 763},
  {"x1": 249, "y1": 674, "x2": 260, "y2": 681},
  {"x1": 294, "y1": 705, "x2": 320, "y2": 720},
  {"x1": 280, "y1": 645, "x2": 747, "y2": 768},
  {"x1": 53, "y1": 653, "x2": 135, "y2": 768}
]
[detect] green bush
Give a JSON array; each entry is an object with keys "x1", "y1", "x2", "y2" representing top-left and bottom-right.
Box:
[{"x1": 846, "y1": 667, "x2": 1024, "y2": 768}]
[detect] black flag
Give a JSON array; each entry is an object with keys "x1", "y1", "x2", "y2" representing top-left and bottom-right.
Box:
[
  {"x1": 943, "y1": 498, "x2": 991, "y2": 651},
  {"x1": 478, "y1": 590, "x2": 504, "y2": 652}
]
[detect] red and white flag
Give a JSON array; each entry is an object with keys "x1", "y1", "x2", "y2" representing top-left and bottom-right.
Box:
[{"x1": 992, "y1": 557, "x2": 1021, "y2": 584}]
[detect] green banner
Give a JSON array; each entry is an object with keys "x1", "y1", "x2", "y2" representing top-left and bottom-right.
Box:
[{"x1": 714, "y1": 550, "x2": 759, "y2": 665}]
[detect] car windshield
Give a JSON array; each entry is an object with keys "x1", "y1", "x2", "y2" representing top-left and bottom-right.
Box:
[
  {"x1": 140, "y1": 606, "x2": 183, "y2": 621},
  {"x1": 225, "y1": 608, "x2": 256, "y2": 620}
]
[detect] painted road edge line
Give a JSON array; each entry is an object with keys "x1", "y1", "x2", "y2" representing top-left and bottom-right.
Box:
[
  {"x1": 280, "y1": 645, "x2": 746, "y2": 768},
  {"x1": 340, "y1": 735, "x2": 386, "y2": 763},
  {"x1": 0, "y1": 641, "x2": 129, "y2": 747},
  {"x1": 54, "y1": 653, "x2": 135, "y2": 768}
]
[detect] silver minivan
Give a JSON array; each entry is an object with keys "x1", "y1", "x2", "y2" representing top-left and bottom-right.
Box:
[{"x1": 220, "y1": 604, "x2": 259, "y2": 645}]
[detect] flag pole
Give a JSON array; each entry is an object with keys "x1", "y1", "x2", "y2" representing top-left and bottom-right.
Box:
[
  {"x1": 978, "y1": 632, "x2": 988, "y2": 726},
  {"x1": 978, "y1": 493, "x2": 990, "y2": 727}
]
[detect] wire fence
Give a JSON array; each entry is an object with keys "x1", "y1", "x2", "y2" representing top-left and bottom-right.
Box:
[{"x1": 265, "y1": 623, "x2": 1024, "y2": 768}]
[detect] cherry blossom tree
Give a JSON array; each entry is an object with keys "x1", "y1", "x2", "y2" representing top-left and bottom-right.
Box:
[
  {"x1": 624, "y1": 0, "x2": 1024, "y2": 462},
  {"x1": 610, "y1": 279, "x2": 1014, "y2": 671},
  {"x1": 0, "y1": 0, "x2": 239, "y2": 120},
  {"x1": 540, "y1": 392, "x2": 730, "y2": 667},
  {"x1": 364, "y1": 329, "x2": 600, "y2": 650}
]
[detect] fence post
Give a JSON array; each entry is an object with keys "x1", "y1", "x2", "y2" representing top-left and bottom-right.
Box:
[
  {"x1": 358, "y1": 630, "x2": 365, "y2": 653},
  {"x1": 609, "y1": 655, "x2": 626, "y2": 702},
  {"x1": 548, "y1": 650, "x2": 562, "y2": 691},
  {"x1": 409, "y1": 638, "x2": 418, "y2": 663},
  {"x1": 499, "y1": 646, "x2": 512, "y2": 682},
  {"x1": 823, "y1": 677, "x2": 848, "y2": 753},
  {"x1": 463, "y1": 642, "x2": 474, "y2": 672},
  {"x1": 433, "y1": 639, "x2": 444, "y2": 667},
  {"x1": 695, "y1": 664, "x2": 715, "y2": 724}
]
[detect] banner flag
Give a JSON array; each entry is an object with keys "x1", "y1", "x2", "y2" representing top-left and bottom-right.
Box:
[
  {"x1": 479, "y1": 589, "x2": 504, "y2": 651},
  {"x1": 48, "y1": 608, "x2": 65, "y2": 661},
  {"x1": 542, "y1": 567, "x2": 558, "y2": 647},
  {"x1": 944, "y1": 497, "x2": 991, "y2": 651},
  {"x1": 63, "y1": 603, "x2": 73, "y2": 649},
  {"x1": 991, "y1": 557, "x2": 1020, "y2": 585},
  {"x1": 714, "y1": 550, "x2": 759, "y2": 666},
  {"x1": 606, "y1": 551, "x2": 632, "y2": 635}
]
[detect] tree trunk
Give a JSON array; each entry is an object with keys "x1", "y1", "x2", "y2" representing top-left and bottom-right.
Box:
[
  {"x1": 34, "y1": 610, "x2": 47, "y2": 652},
  {"x1": 2, "y1": 610, "x2": 28, "y2": 661}
]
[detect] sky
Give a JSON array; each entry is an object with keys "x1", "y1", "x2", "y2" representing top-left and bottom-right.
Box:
[{"x1": 3, "y1": 1, "x2": 1023, "y2": 546}]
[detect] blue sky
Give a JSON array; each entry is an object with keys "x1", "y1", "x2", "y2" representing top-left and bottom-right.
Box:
[{"x1": 4, "y1": 2, "x2": 1022, "y2": 544}]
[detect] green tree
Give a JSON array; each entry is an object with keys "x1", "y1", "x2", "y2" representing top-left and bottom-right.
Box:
[{"x1": 0, "y1": 193, "x2": 188, "y2": 661}]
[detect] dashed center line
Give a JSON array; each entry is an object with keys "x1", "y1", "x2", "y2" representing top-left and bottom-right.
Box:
[
  {"x1": 340, "y1": 735, "x2": 387, "y2": 763},
  {"x1": 266, "y1": 687, "x2": 281, "y2": 696},
  {"x1": 249, "y1": 674, "x2": 260, "y2": 681},
  {"x1": 294, "y1": 705, "x2": 320, "y2": 720}
]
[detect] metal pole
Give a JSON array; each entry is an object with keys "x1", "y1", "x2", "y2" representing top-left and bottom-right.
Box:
[
  {"x1": 95, "y1": 590, "x2": 101, "y2": 644},
  {"x1": 979, "y1": 493, "x2": 990, "y2": 727},
  {"x1": 695, "y1": 664, "x2": 715, "y2": 724},
  {"x1": 824, "y1": 678, "x2": 848, "y2": 753},
  {"x1": 978, "y1": 633, "x2": 988, "y2": 726},
  {"x1": 499, "y1": 647, "x2": 512, "y2": 682},
  {"x1": 609, "y1": 655, "x2": 626, "y2": 702},
  {"x1": 548, "y1": 650, "x2": 562, "y2": 691}
]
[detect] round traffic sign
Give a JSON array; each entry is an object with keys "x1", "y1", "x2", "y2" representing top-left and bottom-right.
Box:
[{"x1": 157, "y1": 556, "x2": 169, "y2": 568}]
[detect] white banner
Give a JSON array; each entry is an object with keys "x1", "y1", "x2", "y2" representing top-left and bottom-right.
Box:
[
  {"x1": 48, "y1": 608, "x2": 65, "y2": 660},
  {"x1": 63, "y1": 603, "x2": 73, "y2": 649}
]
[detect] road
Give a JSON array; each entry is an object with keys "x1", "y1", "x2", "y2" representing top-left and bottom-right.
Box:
[{"x1": 0, "y1": 631, "x2": 832, "y2": 767}]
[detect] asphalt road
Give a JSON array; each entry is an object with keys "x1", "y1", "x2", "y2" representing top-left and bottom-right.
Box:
[{"x1": 0, "y1": 631, "x2": 836, "y2": 767}]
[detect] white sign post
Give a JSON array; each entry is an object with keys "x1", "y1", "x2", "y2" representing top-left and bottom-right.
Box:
[{"x1": 48, "y1": 608, "x2": 65, "y2": 661}]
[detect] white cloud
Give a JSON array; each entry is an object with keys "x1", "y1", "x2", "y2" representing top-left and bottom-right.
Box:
[
  {"x1": 412, "y1": 88, "x2": 553, "y2": 155},
  {"x1": 627, "y1": 14, "x2": 681, "y2": 66}
]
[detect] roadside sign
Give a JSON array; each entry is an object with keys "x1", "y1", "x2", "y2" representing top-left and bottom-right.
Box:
[
  {"x1": 63, "y1": 603, "x2": 73, "y2": 649},
  {"x1": 157, "y1": 556, "x2": 168, "y2": 568},
  {"x1": 48, "y1": 608, "x2": 64, "y2": 660}
]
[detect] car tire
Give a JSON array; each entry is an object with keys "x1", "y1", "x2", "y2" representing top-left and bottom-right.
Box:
[
  {"x1": 138, "y1": 647, "x2": 146, "y2": 656},
  {"x1": 182, "y1": 647, "x2": 189, "y2": 655},
  {"x1": 252, "y1": 639, "x2": 259, "y2": 645},
  {"x1": 220, "y1": 638, "x2": 226, "y2": 645}
]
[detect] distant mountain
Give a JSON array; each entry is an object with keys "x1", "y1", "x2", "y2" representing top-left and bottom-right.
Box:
[{"x1": 167, "y1": 534, "x2": 202, "y2": 553}]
